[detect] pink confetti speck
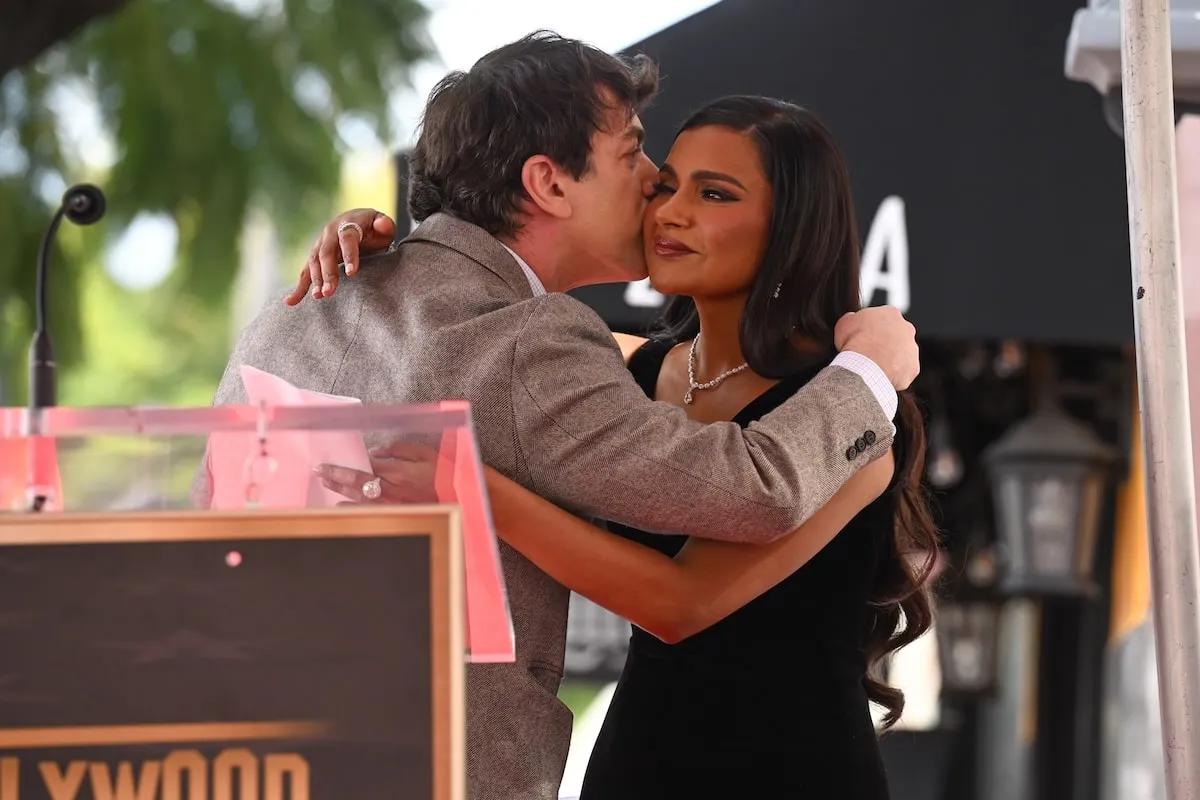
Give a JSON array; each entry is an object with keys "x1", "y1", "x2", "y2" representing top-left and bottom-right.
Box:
[{"x1": 225, "y1": 551, "x2": 243, "y2": 567}]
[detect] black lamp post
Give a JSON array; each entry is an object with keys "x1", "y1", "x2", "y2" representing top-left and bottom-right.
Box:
[
  {"x1": 937, "y1": 545, "x2": 1004, "y2": 696},
  {"x1": 983, "y1": 354, "x2": 1117, "y2": 598}
]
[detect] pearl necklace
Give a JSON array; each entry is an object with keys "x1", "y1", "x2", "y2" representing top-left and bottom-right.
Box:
[{"x1": 685, "y1": 334, "x2": 749, "y2": 404}]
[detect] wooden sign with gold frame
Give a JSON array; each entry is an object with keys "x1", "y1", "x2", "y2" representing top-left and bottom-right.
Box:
[{"x1": 0, "y1": 507, "x2": 464, "y2": 800}]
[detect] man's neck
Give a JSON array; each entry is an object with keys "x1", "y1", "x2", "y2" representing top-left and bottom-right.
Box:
[{"x1": 497, "y1": 224, "x2": 582, "y2": 293}]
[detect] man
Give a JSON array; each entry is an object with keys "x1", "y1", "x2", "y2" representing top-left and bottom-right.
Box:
[{"x1": 208, "y1": 31, "x2": 918, "y2": 800}]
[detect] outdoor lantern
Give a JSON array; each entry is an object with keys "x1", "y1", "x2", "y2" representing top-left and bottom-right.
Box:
[
  {"x1": 926, "y1": 379, "x2": 964, "y2": 490},
  {"x1": 937, "y1": 547, "x2": 1003, "y2": 696},
  {"x1": 984, "y1": 396, "x2": 1117, "y2": 598}
]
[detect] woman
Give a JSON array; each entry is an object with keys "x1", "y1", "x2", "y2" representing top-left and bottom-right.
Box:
[{"x1": 305, "y1": 96, "x2": 937, "y2": 798}]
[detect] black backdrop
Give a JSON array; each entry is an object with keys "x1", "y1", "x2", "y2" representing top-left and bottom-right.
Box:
[{"x1": 566, "y1": 0, "x2": 1134, "y2": 345}]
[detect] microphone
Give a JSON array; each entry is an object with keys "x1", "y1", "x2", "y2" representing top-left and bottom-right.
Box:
[{"x1": 27, "y1": 184, "x2": 106, "y2": 512}]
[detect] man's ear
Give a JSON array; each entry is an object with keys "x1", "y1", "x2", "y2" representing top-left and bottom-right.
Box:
[{"x1": 520, "y1": 155, "x2": 573, "y2": 220}]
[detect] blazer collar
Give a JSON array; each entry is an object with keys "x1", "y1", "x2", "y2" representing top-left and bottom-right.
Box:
[{"x1": 402, "y1": 213, "x2": 535, "y2": 300}]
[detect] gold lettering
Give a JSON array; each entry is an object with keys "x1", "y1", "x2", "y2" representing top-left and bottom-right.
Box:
[
  {"x1": 89, "y1": 761, "x2": 160, "y2": 800},
  {"x1": 0, "y1": 757, "x2": 17, "y2": 800},
  {"x1": 161, "y1": 751, "x2": 206, "y2": 800},
  {"x1": 213, "y1": 749, "x2": 257, "y2": 800},
  {"x1": 39, "y1": 761, "x2": 86, "y2": 800},
  {"x1": 26, "y1": 748, "x2": 309, "y2": 800},
  {"x1": 264, "y1": 754, "x2": 309, "y2": 800}
]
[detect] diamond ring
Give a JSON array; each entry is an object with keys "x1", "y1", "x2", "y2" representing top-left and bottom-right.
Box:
[
  {"x1": 337, "y1": 220, "x2": 364, "y2": 241},
  {"x1": 362, "y1": 477, "x2": 383, "y2": 501}
]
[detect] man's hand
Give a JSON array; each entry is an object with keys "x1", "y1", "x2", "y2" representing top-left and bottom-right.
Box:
[
  {"x1": 284, "y1": 208, "x2": 397, "y2": 305},
  {"x1": 834, "y1": 306, "x2": 919, "y2": 390}
]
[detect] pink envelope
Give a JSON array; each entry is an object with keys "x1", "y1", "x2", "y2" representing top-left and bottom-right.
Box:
[{"x1": 207, "y1": 366, "x2": 372, "y2": 509}]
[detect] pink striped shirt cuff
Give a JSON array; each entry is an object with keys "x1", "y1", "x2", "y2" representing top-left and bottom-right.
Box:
[{"x1": 831, "y1": 351, "x2": 898, "y2": 431}]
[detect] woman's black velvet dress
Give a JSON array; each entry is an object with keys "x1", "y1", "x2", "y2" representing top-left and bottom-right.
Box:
[{"x1": 579, "y1": 339, "x2": 897, "y2": 800}]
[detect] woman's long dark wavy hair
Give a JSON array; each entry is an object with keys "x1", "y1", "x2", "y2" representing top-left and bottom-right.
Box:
[{"x1": 651, "y1": 96, "x2": 938, "y2": 729}]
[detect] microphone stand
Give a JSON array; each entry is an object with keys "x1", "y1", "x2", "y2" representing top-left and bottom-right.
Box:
[{"x1": 27, "y1": 184, "x2": 106, "y2": 512}]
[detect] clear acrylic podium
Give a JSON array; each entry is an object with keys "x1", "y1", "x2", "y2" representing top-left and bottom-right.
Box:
[{"x1": 0, "y1": 402, "x2": 512, "y2": 800}]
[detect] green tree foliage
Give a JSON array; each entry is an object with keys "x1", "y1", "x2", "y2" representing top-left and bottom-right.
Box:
[{"x1": 0, "y1": 0, "x2": 429, "y2": 402}]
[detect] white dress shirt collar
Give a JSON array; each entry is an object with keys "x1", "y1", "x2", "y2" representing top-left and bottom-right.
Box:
[{"x1": 500, "y1": 243, "x2": 546, "y2": 297}]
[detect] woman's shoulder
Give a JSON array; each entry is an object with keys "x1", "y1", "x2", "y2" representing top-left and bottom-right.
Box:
[
  {"x1": 613, "y1": 335, "x2": 680, "y2": 398},
  {"x1": 611, "y1": 332, "x2": 649, "y2": 364},
  {"x1": 617, "y1": 335, "x2": 678, "y2": 366}
]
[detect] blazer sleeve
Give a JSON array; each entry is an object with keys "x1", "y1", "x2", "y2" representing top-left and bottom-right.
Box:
[{"x1": 510, "y1": 294, "x2": 895, "y2": 543}]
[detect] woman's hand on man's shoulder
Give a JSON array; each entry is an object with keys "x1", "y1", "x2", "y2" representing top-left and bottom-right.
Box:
[{"x1": 284, "y1": 208, "x2": 397, "y2": 306}]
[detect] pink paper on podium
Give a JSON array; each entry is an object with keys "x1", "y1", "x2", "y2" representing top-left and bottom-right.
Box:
[{"x1": 207, "y1": 366, "x2": 372, "y2": 509}]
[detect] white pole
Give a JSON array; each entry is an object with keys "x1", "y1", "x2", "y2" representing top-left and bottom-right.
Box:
[{"x1": 1120, "y1": 0, "x2": 1200, "y2": 796}]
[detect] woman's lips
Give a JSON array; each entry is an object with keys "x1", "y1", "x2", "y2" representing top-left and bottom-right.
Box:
[{"x1": 653, "y1": 237, "x2": 695, "y2": 257}]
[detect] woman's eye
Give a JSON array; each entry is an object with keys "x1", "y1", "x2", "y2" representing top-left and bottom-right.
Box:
[{"x1": 701, "y1": 188, "x2": 733, "y2": 202}]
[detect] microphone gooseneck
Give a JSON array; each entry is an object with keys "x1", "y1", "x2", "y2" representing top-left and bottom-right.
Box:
[
  {"x1": 31, "y1": 209, "x2": 65, "y2": 411},
  {"x1": 28, "y1": 183, "x2": 106, "y2": 512}
]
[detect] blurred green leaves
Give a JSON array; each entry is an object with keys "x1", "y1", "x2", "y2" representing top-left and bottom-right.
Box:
[{"x1": 0, "y1": 0, "x2": 429, "y2": 402}]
